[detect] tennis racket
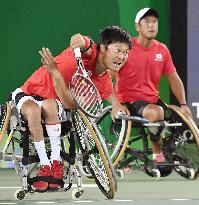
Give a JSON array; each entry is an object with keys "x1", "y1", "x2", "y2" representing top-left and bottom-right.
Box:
[{"x1": 69, "y1": 48, "x2": 103, "y2": 118}]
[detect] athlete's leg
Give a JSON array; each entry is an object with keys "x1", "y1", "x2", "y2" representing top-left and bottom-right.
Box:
[
  {"x1": 42, "y1": 99, "x2": 63, "y2": 189},
  {"x1": 21, "y1": 100, "x2": 51, "y2": 190},
  {"x1": 127, "y1": 100, "x2": 165, "y2": 163},
  {"x1": 142, "y1": 104, "x2": 165, "y2": 162}
]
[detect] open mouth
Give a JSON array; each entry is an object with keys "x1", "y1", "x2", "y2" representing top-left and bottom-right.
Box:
[
  {"x1": 114, "y1": 62, "x2": 122, "y2": 66},
  {"x1": 112, "y1": 62, "x2": 123, "y2": 71}
]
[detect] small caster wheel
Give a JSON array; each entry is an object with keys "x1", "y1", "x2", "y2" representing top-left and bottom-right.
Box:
[
  {"x1": 14, "y1": 189, "x2": 26, "y2": 200},
  {"x1": 116, "y1": 169, "x2": 124, "y2": 179},
  {"x1": 29, "y1": 188, "x2": 35, "y2": 195},
  {"x1": 72, "y1": 188, "x2": 84, "y2": 200},
  {"x1": 152, "y1": 169, "x2": 161, "y2": 180},
  {"x1": 188, "y1": 168, "x2": 195, "y2": 180},
  {"x1": 194, "y1": 169, "x2": 199, "y2": 179}
]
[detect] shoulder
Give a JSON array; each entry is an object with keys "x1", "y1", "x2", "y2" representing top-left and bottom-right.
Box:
[
  {"x1": 132, "y1": 37, "x2": 137, "y2": 46},
  {"x1": 153, "y1": 40, "x2": 169, "y2": 51}
]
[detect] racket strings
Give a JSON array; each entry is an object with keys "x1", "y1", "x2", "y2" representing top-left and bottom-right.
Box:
[{"x1": 70, "y1": 74, "x2": 103, "y2": 118}]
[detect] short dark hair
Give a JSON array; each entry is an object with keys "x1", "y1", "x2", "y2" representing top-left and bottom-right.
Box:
[
  {"x1": 99, "y1": 25, "x2": 132, "y2": 49},
  {"x1": 141, "y1": 9, "x2": 159, "y2": 21}
]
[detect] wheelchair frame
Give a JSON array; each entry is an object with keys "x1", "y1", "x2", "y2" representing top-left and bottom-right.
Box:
[
  {"x1": 0, "y1": 101, "x2": 116, "y2": 200},
  {"x1": 96, "y1": 104, "x2": 199, "y2": 180}
]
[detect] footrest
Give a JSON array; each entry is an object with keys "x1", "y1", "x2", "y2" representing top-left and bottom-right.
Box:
[{"x1": 28, "y1": 176, "x2": 64, "y2": 188}]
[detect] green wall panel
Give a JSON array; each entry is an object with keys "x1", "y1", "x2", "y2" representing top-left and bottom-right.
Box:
[
  {"x1": 0, "y1": 0, "x2": 120, "y2": 103},
  {"x1": 0, "y1": 0, "x2": 170, "y2": 104}
]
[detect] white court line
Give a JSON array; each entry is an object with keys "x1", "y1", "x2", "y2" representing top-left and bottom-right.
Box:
[
  {"x1": 0, "y1": 184, "x2": 97, "y2": 189},
  {"x1": 0, "y1": 187, "x2": 21, "y2": 189},
  {"x1": 113, "y1": 199, "x2": 133, "y2": 202},
  {"x1": 0, "y1": 203, "x2": 17, "y2": 204},
  {"x1": 171, "y1": 199, "x2": 190, "y2": 201}
]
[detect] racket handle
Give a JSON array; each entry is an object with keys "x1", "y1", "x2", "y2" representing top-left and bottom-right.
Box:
[{"x1": 74, "y1": 48, "x2": 81, "y2": 58}]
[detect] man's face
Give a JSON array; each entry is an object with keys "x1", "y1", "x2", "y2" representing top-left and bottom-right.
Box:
[
  {"x1": 137, "y1": 16, "x2": 158, "y2": 40},
  {"x1": 101, "y1": 42, "x2": 130, "y2": 72}
]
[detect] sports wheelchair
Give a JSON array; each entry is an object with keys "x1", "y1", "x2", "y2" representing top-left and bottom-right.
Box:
[
  {"x1": 0, "y1": 100, "x2": 117, "y2": 200},
  {"x1": 96, "y1": 102, "x2": 199, "y2": 180}
]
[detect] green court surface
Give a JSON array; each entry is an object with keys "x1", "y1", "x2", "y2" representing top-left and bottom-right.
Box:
[{"x1": 0, "y1": 167, "x2": 199, "y2": 205}]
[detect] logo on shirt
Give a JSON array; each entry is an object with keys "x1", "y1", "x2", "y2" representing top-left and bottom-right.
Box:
[{"x1": 154, "y1": 53, "x2": 163, "y2": 61}]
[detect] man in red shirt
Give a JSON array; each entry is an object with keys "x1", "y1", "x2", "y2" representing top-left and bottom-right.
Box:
[
  {"x1": 115, "y1": 8, "x2": 192, "y2": 167},
  {"x1": 12, "y1": 25, "x2": 131, "y2": 191}
]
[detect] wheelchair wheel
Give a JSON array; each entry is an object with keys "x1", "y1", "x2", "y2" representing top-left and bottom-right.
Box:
[
  {"x1": 73, "y1": 109, "x2": 116, "y2": 199},
  {"x1": 0, "y1": 103, "x2": 11, "y2": 145},
  {"x1": 78, "y1": 119, "x2": 119, "y2": 183},
  {"x1": 166, "y1": 105, "x2": 199, "y2": 179},
  {"x1": 90, "y1": 121, "x2": 118, "y2": 190},
  {"x1": 95, "y1": 106, "x2": 131, "y2": 167}
]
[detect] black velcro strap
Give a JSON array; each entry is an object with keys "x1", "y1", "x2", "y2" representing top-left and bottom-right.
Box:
[{"x1": 28, "y1": 176, "x2": 64, "y2": 188}]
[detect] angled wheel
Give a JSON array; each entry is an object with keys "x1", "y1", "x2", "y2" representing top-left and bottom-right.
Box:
[
  {"x1": 89, "y1": 119, "x2": 118, "y2": 190},
  {"x1": 71, "y1": 188, "x2": 84, "y2": 200},
  {"x1": 73, "y1": 109, "x2": 116, "y2": 199},
  {"x1": 166, "y1": 105, "x2": 199, "y2": 179},
  {"x1": 95, "y1": 106, "x2": 131, "y2": 167},
  {"x1": 0, "y1": 103, "x2": 11, "y2": 145}
]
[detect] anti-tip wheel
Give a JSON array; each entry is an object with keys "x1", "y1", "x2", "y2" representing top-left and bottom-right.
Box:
[
  {"x1": 152, "y1": 169, "x2": 161, "y2": 180},
  {"x1": 188, "y1": 168, "x2": 195, "y2": 180},
  {"x1": 116, "y1": 169, "x2": 124, "y2": 179},
  {"x1": 72, "y1": 188, "x2": 84, "y2": 200},
  {"x1": 14, "y1": 189, "x2": 26, "y2": 200}
]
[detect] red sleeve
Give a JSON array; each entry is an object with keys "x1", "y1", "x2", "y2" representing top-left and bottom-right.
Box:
[
  {"x1": 81, "y1": 44, "x2": 98, "y2": 67},
  {"x1": 163, "y1": 46, "x2": 176, "y2": 75}
]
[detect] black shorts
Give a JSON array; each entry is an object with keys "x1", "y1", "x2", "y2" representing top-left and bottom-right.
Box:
[
  {"x1": 14, "y1": 91, "x2": 44, "y2": 105},
  {"x1": 124, "y1": 100, "x2": 166, "y2": 117}
]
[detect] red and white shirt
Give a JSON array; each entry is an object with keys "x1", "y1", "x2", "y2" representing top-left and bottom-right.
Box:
[
  {"x1": 21, "y1": 44, "x2": 113, "y2": 100},
  {"x1": 116, "y1": 37, "x2": 176, "y2": 103}
]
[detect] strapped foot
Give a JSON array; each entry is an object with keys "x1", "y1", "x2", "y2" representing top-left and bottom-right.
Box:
[
  {"x1": 49, "y1": 160, "x2": 64, "y2": 190},
  {"x1": 32, "y1": 165, "x2": 51, "y2": 191},
  {"x1": 153, "y1": 152, "x2": 165, "y2": 163}
]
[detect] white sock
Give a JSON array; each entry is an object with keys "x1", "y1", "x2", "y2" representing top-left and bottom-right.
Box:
[
  {"x1": 45, "y1": 124, "x2": 61, "y2": 162},
  {"x1": 34, "y1": 140, "x2": 51, "y2": 166}
]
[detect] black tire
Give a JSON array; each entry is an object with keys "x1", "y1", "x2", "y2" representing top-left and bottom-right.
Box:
[
  {"x1": 165, "y1": 105, "x2": 199, "y2": 179},
  {"x1": 95, "y1": 106, "x2": 131, "y2": 167},
  {"x1": 0, "y1": 103, "x2": 11, "y2": 146},
  {"x1": 90, "y1": 121, "x2": 118, "y2": 191},
  {"x1": 73, "y1": 109, "x2": 115, "y2": 199}
]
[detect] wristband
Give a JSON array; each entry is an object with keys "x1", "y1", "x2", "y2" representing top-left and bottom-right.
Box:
[
  {"x1": 180, "y1": 104, "x2": 187, "y2": 106},
  {"x1": 81, "y1": 36, "x2": 93, "y2": 52}
]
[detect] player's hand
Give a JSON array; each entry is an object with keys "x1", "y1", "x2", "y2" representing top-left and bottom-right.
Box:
[
  {"x1": 111, "y1": 103, "x2": 128, "y2": 122},
  {"x1": 39, "y1": 47, "x2": 57, "y2": 75},
  {"x1": 70, "y1": 33, "x2": 86, "y2": 50},
  {"x1": 181, "y1": 104, "x2": 193, "y2": 118}
]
